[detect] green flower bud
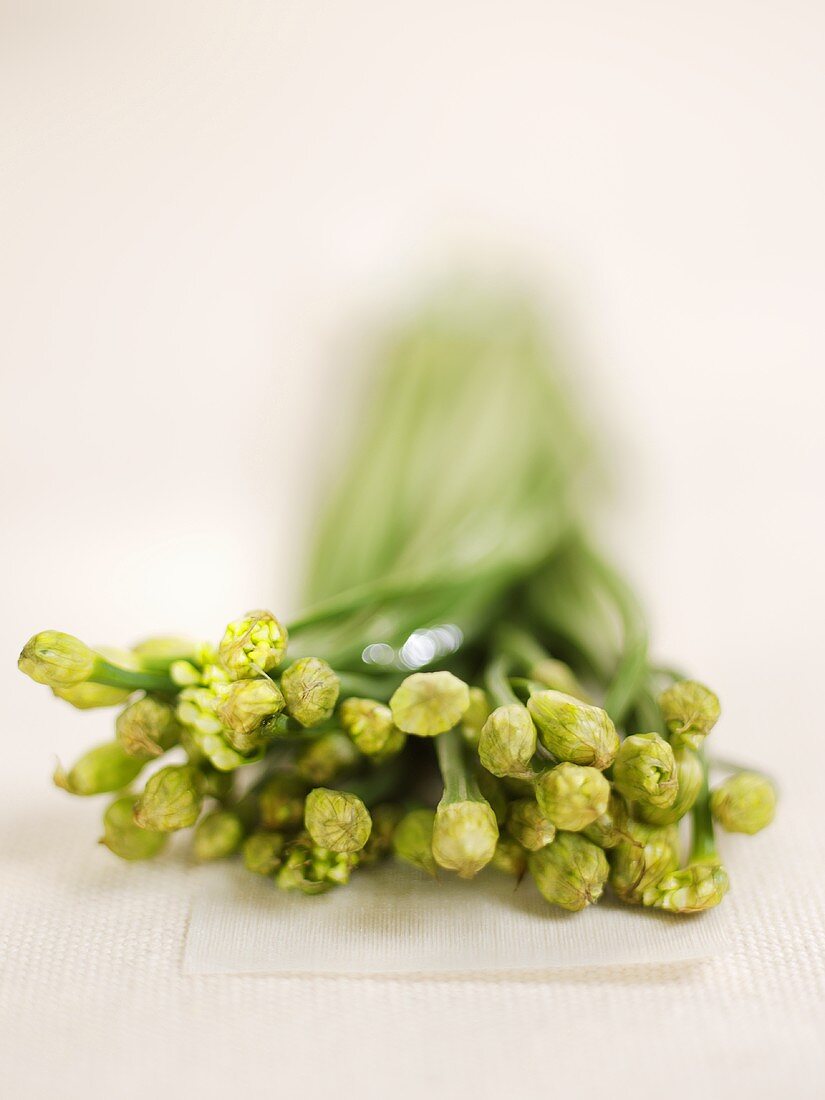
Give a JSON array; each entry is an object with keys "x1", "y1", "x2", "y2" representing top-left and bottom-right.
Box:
[
  {"x1": 528, "y1": 832, "x2": 609, "y2": 911},
  {"x1": 392, "y1": 807, "x2": 437, "y2": 875},
  {"x1": 390, "y1": 671, "x2": 470, "y2": 737},
  {"x1": 219, "y1": 610, "x2": 288, "y2": 679},
  {"x1": 276, "y1": 834, "x2": 358, "y2": 893},
  {"x1": 100, "y1": 796, "x2": 167, "y2": 861},
  {"x1": 642, "y1": 859, "x2": 729, "y2": 913},
  {"x1": 529, "y1": 658, "x2": 591, "y2": 702},
  {"x1": 216, "y1": 677, "x2": 285, "y2": 743},
  {"x1": 613, "y1": 733, "x2": 678, "y2": 809},
  {"x1": 432, "y1": 798, "x2": 499, "y2": 879},
  {"x1": 582, "y1": 791, "x2": 633, "y2": 849},
  {"x1": 131, "y1": 636, "x2": 206, "y2": 670},
  {"x1": 491, "y1": 836, "x2": 528, "y2": 877},
  {"x1": 116, "y1": 695, "x2": 181, "y2": 759},
  {"x1": 535, "y1": 762, "x2": 610, "y2": 831},
  {"x1": 296, "y1": 732, "x2": 360, "y2": 785},
  {"x1": 170, "y1": 660, "x2": 202, "y2": 687},
  {"x1": 609, "y1": 824, "x2": 680, "y2": 904},
  {"x1": 478, "y1": 704, "x2": 537, "y2": 779},
  {"x1": 360, "y1": 803, "x2": 403, "y2": 864},
  {"x1": 339, "y1": 697, "x2": 405, "y2": 759},
  {"x1": 242, "y1": 831, "x2": 285, "y2": 876},
  {"x1": 259, "y1": 772, "x2": 307, "y2": 831},
  {"x1": 710, "y1": 772, "x2": 777, "y2": 835},
  {"x1": 304, "y1": 788, "x2": 372, "y2": 853},
  {"x1": 637, "y1": 746, "x2": 703, "y2": 825},
  {"x1": 193, "y1": 811, "x2": 244, "y2": 861},
  {"x1": 659, "y1": 680, "x2": 720, "y2": 750},
  {"x1": 54, "y1": 742, "x2": 145, "y2": 796},
  {"x1": 460, "y1": 687, "x2": 492, "y2": 746},
  {"x1": 177, "y1": 684, "x2": 261, "y2": 771},
  {"x1": 52, "y1": 682, "x2": 131, "y2": 709},
  {"x1": 133, "y1": 764, "x2": 204, "y2": 831},
  {"x1": 19, "y1": 630, "x2": 96, "y2": 689},
  {"x1": 506, "y1": 798, "x2": 556, "y2": 851},
  {"x1": 527, "y1": 690, "x2": 619, "y2": 769},
  {"x1": 280, "y1": 657, "x2": 339, "y2": 728}
]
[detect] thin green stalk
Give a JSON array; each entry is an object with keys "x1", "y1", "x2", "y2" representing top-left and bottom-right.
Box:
[
  {"x1": 435, "y1": 727, "x2": 479, "y2": 804},
  {"x1": 90, "y1": 658, "x2": 176, "y2": 694},
  {"x1": 690, "y1": 753, "x2": 718, "y2": 862},
  {"x1": 484, "y1": 654, "x2": 519, "y2": 708}
]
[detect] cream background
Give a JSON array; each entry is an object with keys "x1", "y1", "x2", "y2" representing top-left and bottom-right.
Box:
[{"x1": 1, "y1": 3, "x2": 824, "y2": 1097}]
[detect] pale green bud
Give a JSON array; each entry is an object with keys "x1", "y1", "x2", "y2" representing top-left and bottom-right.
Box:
[
  {"x1": 170, "y1": 660, "x2": 202, "y2": 687},
  {"x1": 54, "y1": 742, "x2": 145, "y2": 796},
  {"x1": 491, "y1": 836, "x2": 528, "y2": 877},
  {"x1": 19, "y1": 630, "x2": 96, "y2": 689},
  {"x1": 637, "y1": 746, "x2": 703, "y2": 825},
  {"x1": 304, "y1": 787, "x2": 372, "y2": 853},
  {"x1": 276, "y1": 834, "x2": 358, "y2": 894},
  {"x1": 193, "y1": 811, "x2": 244, "y2": 861},
  {"x1": 132, "y1": 636, "x2": 206, "y2": 670},
  {"x1": 613, "y1": 733, "x2": 678, "y2": 809},
  {"x1": 216, "y1": 678, "x2": 285, "y2": 743},
  {"x1": 460, "y1": 687, "x2": 492, "y2": 746},
  {"x1": 259, "y1": 773, "x2": 307, "y2": 831},
  {"x1": 116, "y1": 695, "x2": 181, "y2": 758},
  {"x1": 527, "y1": 690, "x2": 619, "y2": 770},
  {"x1": 52, "y1": 682, "x2": 130, "y2": 709},
  {"x1": 100, "y1": 796, "x2": 167, "y2": 861},
  {"x1": 219, "y1": 610, "x2": 288, "y2": 679},
  {"x1": 296, "y1": 732, "x2": 360, "y2": 785},
  {"x1": 339, "y1": 697, "x2": 406, "y2": 759},
  {"x1": 582, "y1": 791, "x2": 633, "y2": 849},
  {"x1": 506, "y1": 798, "x2": 556, "y2": 851},
  {"x1": 535, "y1": 762, "x2": 611, "y2": 831},
  {"x1": 642, "y1": 859, "x2": 729, "y2": 913},
  {"x1": 390, "y1": 671, "x2": 470, "y2": 737},
  {"x1": 659, "y1": 680, "x2": 720, "y2": 750},
  {"x1": 281, "y1": 657, "x2": 340, "y2": 727},
  {"x1": 529, "y1": 832, "x2": 609, "y2": 911},
  {"x1": 392, "y1": 807, "x2": 437, "y2": 875},
  {"x1": 710, "y1": 772, "x2": 777, "y2": 835},
  {"x1": 243, "y1": 831, "x2": 285, "y2": 876},
  {"x1": 478, "y1": 704, "x2": 537, "y2": 779},
  {"x1": 177, "y1": 684, "x2": 261, "y2": 771},
  {"x1": 133, "y1": 764, "x2": 204, "y2": 831},
  {"x1": 432, "y1": 799, "x2": 499, "y2": 879},
  {"x1": 529, "y1": 658, "x2": 591, "y2": 702},
  {"x1": 609, "y1": 824, "x2": 680, "y2": 904}
]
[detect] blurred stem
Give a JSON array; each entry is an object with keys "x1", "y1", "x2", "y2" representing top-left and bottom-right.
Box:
[{"x1": 690, "y1": 753, "x2": 718, "y2": 862}]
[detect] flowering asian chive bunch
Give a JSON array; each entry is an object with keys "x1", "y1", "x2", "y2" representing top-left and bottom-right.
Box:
[{"x1": 17, "y1": 289, "x2": 775, "y2": 917}]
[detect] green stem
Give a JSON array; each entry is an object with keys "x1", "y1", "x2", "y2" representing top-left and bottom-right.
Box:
[
  {"x1": 435, "y1": 727, "x2": 480, "y2": 804},
  {"x1": 690, "y1": 753, "x2": 718, "y2": 862},
  {"x1": 90, "y1": 658, "x2": 176, "y2": 694},
  {"x1": 579, "y1": 541, "x2": 649, "y2": 725},
  {"x1": 484, "y1": 655, "x2": 519, "y2": 708}
]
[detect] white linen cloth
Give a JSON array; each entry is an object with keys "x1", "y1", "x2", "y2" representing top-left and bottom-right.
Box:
[{"x1": 2, "y1": 772, "x2": 823, "y2": 1100}]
